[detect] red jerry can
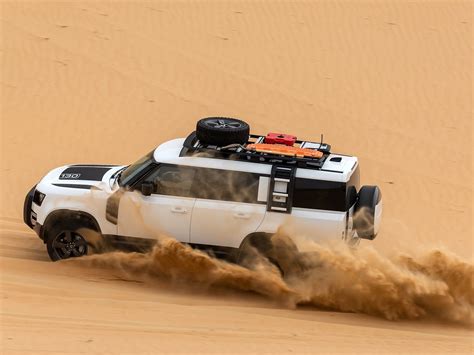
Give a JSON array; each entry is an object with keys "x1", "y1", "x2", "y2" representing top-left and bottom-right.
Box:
[{"x1": 264, "y1": 132, "x2": 297, "y2": 146}]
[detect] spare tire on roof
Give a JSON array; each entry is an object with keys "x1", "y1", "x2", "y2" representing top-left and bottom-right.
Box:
[{"x1": 196, "y1": 117, "x2": 250, "y2": 146}]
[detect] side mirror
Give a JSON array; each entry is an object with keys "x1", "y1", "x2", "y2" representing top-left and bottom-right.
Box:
[{"x1": 141, "y1": 181, "x2": 154, "y2": 196}]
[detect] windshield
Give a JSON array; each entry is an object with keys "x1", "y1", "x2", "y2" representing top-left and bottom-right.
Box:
[{"x1": 118, "y1": 150, "x2": 155, "y2": 187}]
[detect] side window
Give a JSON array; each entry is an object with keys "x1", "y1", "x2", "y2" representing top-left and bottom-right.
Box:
[
  {"x1": 293, "y1": 178, "x2": 346, "y2": 211},
  {"x1": 144, "y1": 165, "x2": 196, "y2": 197},
  {"x1": 192, "y1": 168, "x2": 260, "y2": 203}
]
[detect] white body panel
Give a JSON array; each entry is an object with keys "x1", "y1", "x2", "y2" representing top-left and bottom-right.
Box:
[
  {"x1": 256, "y1": 209, "x2": 346, "y2": 241},
  {"x1": 32, "y1": 165, "x2": 125, "y2": 235},
  {"x1": 190, "y1": 200, "x2": 266, "y2": 247},
  {"x1": 117, "y1": 192, "x2": 196, "y2": 242}
]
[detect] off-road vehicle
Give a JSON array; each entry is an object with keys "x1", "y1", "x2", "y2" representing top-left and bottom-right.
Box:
[{"x1": 24, "y1": 117, "x2": 382, "y2": 268}]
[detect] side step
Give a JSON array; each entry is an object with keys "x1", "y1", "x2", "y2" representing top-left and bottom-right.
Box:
[{"x1": 267, "y1": 166, "x2": 296, "y2": 213}]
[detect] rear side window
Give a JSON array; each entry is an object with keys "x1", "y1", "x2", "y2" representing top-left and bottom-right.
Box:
[
  {"x1": 192, "y1": 168, "x2": 260, "y2": 203},
  {"x1": 293, "y1": 178, "x2": 346, "y2": 211}
]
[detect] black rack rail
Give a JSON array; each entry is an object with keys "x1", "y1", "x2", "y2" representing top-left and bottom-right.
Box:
[{"x1": 179, "y1": 132, "x2": 332, "y2": 170}]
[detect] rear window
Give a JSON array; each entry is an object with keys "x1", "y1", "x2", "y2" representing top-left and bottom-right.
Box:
[{"x1": 293, "y1": 178, "x2": 346, "y2": 211}]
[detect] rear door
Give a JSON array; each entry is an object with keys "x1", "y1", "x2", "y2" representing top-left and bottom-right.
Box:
[
  {"x1": 190, "y1": 168, "x2": 266, "y2": 248},
  {"x1": 117, "y1": 165, "x2": 196, "y2": 242},
  {"x1": 290, "y1": 176, "x2": 347, "y2": 240},
  {"x1": 256, "y1": 168, "x2": 347, "y2": 241}
]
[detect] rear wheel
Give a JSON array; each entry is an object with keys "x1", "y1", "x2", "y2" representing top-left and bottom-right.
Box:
[
  {"x1": 196, "y1": 117, "x2": 250, "y2": 146},
  {"x1": 236, "y1": 233, "x2": 305, "y2": 276},
  {"x1": 354, "y1": 185, "x2": 382, "y2": 240}
]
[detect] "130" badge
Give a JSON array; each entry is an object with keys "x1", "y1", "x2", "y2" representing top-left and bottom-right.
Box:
[{"x1": 60, "y1": 173, "x2": 81, "y2": 179}]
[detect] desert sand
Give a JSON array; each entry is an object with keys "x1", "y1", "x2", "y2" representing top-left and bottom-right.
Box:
[{"x1": 1, "y1": 1, "x2": 472, "y2": 353}]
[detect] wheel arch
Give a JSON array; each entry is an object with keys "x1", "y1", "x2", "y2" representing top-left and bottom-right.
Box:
[
  {"x1": 41, "y1": 209, "x2": 101, "y2": 243},
  {"x1": 238, "y1": 232, "x2": 272, "y2": 250}
]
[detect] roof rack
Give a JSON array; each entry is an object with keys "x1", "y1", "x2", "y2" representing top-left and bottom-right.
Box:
[{"x1": 179, "y1": 132, "x2": 332, "y2": 170}]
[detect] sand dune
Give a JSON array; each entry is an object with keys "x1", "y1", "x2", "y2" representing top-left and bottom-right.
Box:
[{"x1": 1, "y1": 1, "x2": 472, "y2": 353}]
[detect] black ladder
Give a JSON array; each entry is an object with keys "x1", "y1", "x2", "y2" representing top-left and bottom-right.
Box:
[{"x1": 267, "y1": 165, "x2": 296, "y2": 213}]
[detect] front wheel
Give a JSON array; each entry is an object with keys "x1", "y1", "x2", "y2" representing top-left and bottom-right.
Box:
[{"x1": 47, "y1": 229, "x2": 88, "y2": 261}]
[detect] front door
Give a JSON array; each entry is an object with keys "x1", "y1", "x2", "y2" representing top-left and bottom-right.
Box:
[{"x1": 117, "y1": 165, "x2": 196, "y2": 242}]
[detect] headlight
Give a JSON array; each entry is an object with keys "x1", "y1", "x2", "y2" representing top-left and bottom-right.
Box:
[{"x1": 33, "y1": 190, "x2": 46, "y2": 206}]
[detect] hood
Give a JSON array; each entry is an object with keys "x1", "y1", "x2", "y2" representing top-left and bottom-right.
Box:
[{"x1": 41, "y1": 164, "x2": 125, "y2": 190}]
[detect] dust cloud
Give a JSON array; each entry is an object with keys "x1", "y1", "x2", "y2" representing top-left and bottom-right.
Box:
[{"x1": 71, "y1": 228, "x2": 473, "y2": 325}]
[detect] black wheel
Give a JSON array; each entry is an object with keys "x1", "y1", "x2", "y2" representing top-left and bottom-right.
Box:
[
  {"x1": 236, "y1": 233, "x2": 305, "y2": 276},
  {"x1": 196, "y1": 117, "x2": 250, "y2": 146},
  {"x1": 237, "y1": 233, "x2": 282, "y2": 274},
  {"x1": 47, "y1": 229, "x2": 88, "y2": 261}
]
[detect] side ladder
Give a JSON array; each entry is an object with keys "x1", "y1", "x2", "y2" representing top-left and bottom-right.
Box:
[{"x1": 267, "y1": 165, "x2": 296, "y2": 213}]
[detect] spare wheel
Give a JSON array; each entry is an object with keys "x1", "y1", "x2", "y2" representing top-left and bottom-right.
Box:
[{"x1": 196, "y1": 117, "x2": 250, "y2": 146}]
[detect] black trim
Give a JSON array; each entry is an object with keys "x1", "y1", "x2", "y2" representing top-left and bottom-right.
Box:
[
  {"x1": 293, "y1": 178, "x2": 347, "y2": 212},
  {"x1": 34, "y1": 222, "x2": 43, "y2": 240},
  {"x1": 267, "y1": 165, "x2": 296, "y2": 213},
  {"x1": 52, "y1": 183, "x2": 93, "y2": 189},
  {"x1": 319, "y1": 169, "x2": 343, "y2": 174},
  {"x1": 23, "y1": 185, "x2": 36, "y2": 229},
  {"x1": 110, "y1": 167, "x2": 126, "y2": 180},
  {"x1": 42, "y1": 210, "x2": 102, "y2": 243},
  {"x1": 102, "y1": 234, "x2": 155, "y2": 252},
  {"x1": 102, "y1": 235, "x2": 236, "y2": 259},
  {"x1": 127, "y1": 164, "x2": 158, "y2": 189},
  {"x1": 188, "y1": 243, "x2": 236, "y2": 259},
  {"x1": 118, "y1": 151, "x2": 157, "y2": 188},
  {"x1": 179, "y1": 131, "x2": 198, "y2": 157}
]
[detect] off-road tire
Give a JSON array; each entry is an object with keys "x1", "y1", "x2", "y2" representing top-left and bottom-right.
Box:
[
  {"x1": 46, "y1": 224, "x2": 88, "y2": 261},
  {"x1": 196, "y1": 117, "x2": 250, "y2": 146},
  {"x1": 354, "y1": 185, "x2": 381, "y2": 239},
  {"x1": 237, "y1": 233, "x2": 305, "y2": 276}
]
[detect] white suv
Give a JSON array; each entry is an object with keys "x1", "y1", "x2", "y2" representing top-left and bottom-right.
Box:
[{"x1": 24, "y1": 117, "x2": 382, "y2": 268}]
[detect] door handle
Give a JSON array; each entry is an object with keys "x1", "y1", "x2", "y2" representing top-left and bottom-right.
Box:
[
  {"x1": 171, "y1": 207, "x2": 187, "y2": 214},
  {"x1": 233, "y1": 212, "x2": 250, "y2": 219}
]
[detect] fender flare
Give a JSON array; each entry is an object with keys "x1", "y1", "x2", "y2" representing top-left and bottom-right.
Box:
[
  {"x1": 41, "y1": 209, "x2": 101, "y2": 243},
  {"x1": 235, "y1": 232, "x2": 272, "y2": 262}
]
